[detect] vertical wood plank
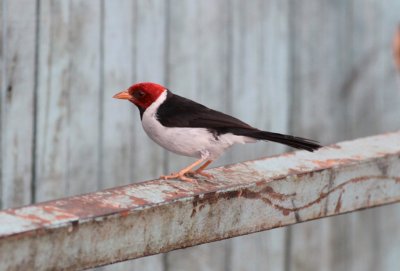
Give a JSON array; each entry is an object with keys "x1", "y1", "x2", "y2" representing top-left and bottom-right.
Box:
[
  {"x1": 289, "y1": 1, "x2": 400, "y2": 271},
  {"x1": 36, "y1": 0, "x2": 71, "y2": 201},
  {"x1": 101, "y1": 0, "x2": 135, "y2": 190},
  {"x1": 229, "y1": 0, "x2": 290, "y2": 187},
  {"x1": 289, "y1": 0, "x2": 352, "y2": 144},
  {"x1": 0, "y1": 0, "x2": 4, "y2": 209},
  {"x1": 36, "y1": 0, "x2": 102, "y2": 201},
  {"x1": 0, "y1": 0, "x2": 37, "y2": 208},
  {"x1": 100, "y1": 0, "x2": 166, "y2": 270},
  {"x1": 165, "y1": 1, "x2": 231, "y2": 270},
  {"x1": 1, "y1": 1, "x2": 398, "y2": 270},
  {"x1": 345, "y1": 0, "x2": 400, "y2": 138},
  {"x1": 228, "y1": 1, "x2": 289, "y2": 270},
  {"x1": 164, "y1": 0, "x2": 198, "y2": 172},
  {"x1": 288, "y1": 3, "x2": 351, "y2": 270},
  {"x1": 344, "y1": 1, "x2": 400, "y2": 271},
  {"x1": 130, "y1": 0, "x2": 167, "y2": 183},
  {"x1": 67, "y1": 0, "x2": 102, "y2": 196}
]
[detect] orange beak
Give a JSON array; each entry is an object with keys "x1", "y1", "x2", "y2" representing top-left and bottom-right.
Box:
[{"x1": 113, "y1": 91, "x2": 131, "y2": 100}]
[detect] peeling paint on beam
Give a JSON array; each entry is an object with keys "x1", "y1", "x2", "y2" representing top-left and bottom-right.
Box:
[{"x1": 1, "y1": 132, "x2": 400, "y2": 270}]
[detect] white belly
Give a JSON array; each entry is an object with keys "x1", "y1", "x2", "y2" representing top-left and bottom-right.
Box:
[
  {"x1": 141, "y1": 91, "x2": 255, "y2": 159},
  {"x1": 142, "y1": 123, "x2": 224, "y2": 158}
]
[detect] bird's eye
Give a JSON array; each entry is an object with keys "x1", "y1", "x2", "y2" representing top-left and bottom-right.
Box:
[{"x1": 133, "y1": 90, "x2": 146, "y2": 99}]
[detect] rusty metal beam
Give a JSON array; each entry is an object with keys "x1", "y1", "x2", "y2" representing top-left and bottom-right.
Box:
[{"x1": 1, "y1": 132, "x2": 400, "y2": 270}]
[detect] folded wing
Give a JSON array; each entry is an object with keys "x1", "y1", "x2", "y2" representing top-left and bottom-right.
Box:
[{"x1": 157, "y1": 91, "x2": 321, "y2": 152}]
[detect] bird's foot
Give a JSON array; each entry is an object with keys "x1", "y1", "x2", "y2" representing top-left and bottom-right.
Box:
[{"x1": 160, "y1": 172, "x2": 198, "y2": 184}]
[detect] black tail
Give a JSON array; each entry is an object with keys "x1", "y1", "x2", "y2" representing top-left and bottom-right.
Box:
[{"x1": 232, "y1": 129, "x2": 322, "y2": 152}]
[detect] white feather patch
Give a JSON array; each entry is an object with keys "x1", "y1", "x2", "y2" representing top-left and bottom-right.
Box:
[{"x1": 141, "y1": 91, "x2": 255, "y2": 159}]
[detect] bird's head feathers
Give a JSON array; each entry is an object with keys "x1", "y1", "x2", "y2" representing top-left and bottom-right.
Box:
[{"x1": 113, "y1": 82, "x2": 166, "y2": 110}]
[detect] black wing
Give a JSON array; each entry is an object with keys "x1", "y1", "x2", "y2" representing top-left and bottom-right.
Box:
[
  {"x1": 156, "y1": 90, "x2": 322, "y2": 152},
  {"x1": 156, "y1": 90, "x2": 252, "y2": 131}
]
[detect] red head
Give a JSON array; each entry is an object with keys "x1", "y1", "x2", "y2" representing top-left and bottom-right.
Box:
[{"x1": 113, "y1": 82, "x2": 166, "y2": 110}]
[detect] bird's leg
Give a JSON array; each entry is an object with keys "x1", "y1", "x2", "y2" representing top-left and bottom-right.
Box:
[
  {"x1": 188, "y1": 160, "x2": 214, "y2": 178},
  {"x1": 161, "y1": 158, "x2": 206, "y2": 183}
]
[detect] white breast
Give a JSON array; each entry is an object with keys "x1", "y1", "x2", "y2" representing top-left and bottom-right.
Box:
[{"x1": 141, "y1": 90, "x2": 255, "y2": 159}]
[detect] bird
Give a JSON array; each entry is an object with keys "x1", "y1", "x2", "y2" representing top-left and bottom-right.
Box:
[{"x1": 113, "y1": 82, "x2": 322, "y2": 183}]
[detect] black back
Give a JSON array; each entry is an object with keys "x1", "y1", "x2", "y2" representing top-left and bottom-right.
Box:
[
  {"x1": 156, "y1": 90, "x2": 253, "y2": 134},
  {"x1": 155, "y1": 90, "x2": 322, "y2": 152}
]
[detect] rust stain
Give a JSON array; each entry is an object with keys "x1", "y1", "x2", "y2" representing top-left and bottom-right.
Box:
[
  {"x1": 255, "y1": 179, "x2": 269, "y2": 186},
  {"x1": 280, "y1": 152, "x2": 295, "y2": 157},
  {"x1": 5, "y1": 210, "x2": 52, "y2": 226},
  {"x1": 329, "y1": 144, "x2": 342, "y2": 149},
  {"x1": 129, "y1": 197, "x2": 151, "y2": 205},
  {"x1": 188, "y1": 175, "x2": 400, "y2": 217},
  {"x1": 39, "y1": 196, "x2": 127, "y2": 218},
  {"x1": 120, "y1": 210, "x2": 130, "y2": 218},
  {"x1": 263, "y1": 186, "x2": 296, "y2": 201},
  {"x1": 335, "y1": 192, "x2": 343, "y2": 213},
  {"x1": 312, "y1": 158, "x2": 357, "y2": 168},
  {"x1": 267, "y1": 175, "x2": 400, "y2": 215},
  {"x1": 42, "y1": 206, "x2": 77, "y2": 221},
  {"x1": 287, "y1": 168, "x2": 304, "y2": 175}
]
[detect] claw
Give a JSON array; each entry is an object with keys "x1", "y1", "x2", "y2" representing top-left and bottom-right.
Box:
[{"x1": 160, "y1": 158, "x2": 213, "y2": 184}]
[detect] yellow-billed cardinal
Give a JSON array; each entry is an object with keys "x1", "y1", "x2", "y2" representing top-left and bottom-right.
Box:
[{"x1": 113, "y1": 82, "x2": 322, "y2": 183}]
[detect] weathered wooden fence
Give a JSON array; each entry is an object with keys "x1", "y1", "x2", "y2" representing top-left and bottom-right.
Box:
[
  {"x1": 1, "y1": 0, "x2": 400, "y2": 270},
  {"x1": 1, "y1": 132, "x2": 400, "y2": 270}
]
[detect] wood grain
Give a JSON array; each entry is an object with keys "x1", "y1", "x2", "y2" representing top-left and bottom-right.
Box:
[
  {"x1": 36, "y1": 0, "x2": 71, "y2": 201},
  {"x1": 289, "y1": 1, "x2": 400, "y2": 271},
  {"x1": 344, "y1": 2, "x2": 400, "y2": 270},
  {"x1": 0, "y1": 0, "x2": 4, "y2": 210},
  {"x1": 165, "y1": 1, "x2": 231, "y2": 270},
  {"x1": 288, "y1": 1, "x2": 352, "y2": 268},
  {"x1": 67, "y1": 0, "x2": 102, "y2": 196},
  {"x1": 36, "y1": 0, "x2": 102, "y2": 201},
  {"x1": 102, "y1": 1, "x2": 168, "y2": 270},
  {"x1": 97, "y1": 3, "x2": 137, "y2": 269},
  {"x1": 228, "y1": 1, "x2": 289, "y2": 270},
  {"x1": 289, "y1": 1, "x2": 361, "y2": 270},
  {"x1": 1, "y1": 1, "x2": 400, "y2": 270},
  {"x1": 131, "y1": 0, "x2": 167, "y2": 182},
  {"x1": 0, "y1": 0, "x2": 37, "y2": 208},
  {"x1": 101, "y1": 0, "x2": 135, "y2": 190}
]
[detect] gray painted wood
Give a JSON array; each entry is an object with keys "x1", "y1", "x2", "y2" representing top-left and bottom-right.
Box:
[
  {"x1": 0, "y1": 0, "x2": 37, "y2": 208},
  {"x1": 130, "y1": 0, "x2": 166, "y2": 182},
  {"x1": 101, "y1": 0, "x2": 136, "y2": 191},
  {"x1": 0, "y1": 0, "x2": 4, "y2": 210},
  {"x1": 101, "y1": 1, "x2": 166, "y2": 270},
  {"x1": 1, "y1": 1, "x2": 400, "y2": 270},
  {"x1": 288, "y1": 3, "x2": 351, "y2": 270},
  {"x1": 67, "y1": 0, "x2": 102, "y2": 196},
  {"x1": 229, "y1": 0, "x2": 290, "y2": 160},
  {"x1": 36, "y1": 0, "x2": 71, "y2": 201},
  {"x1": 165, "y1": 1, "x2": 231, "y2": 270},
  {"x1": 344, "y1": 2, "x2": 400, "y2": 271},
  {"x1": 289, "y1": 1, "x2": 400, "y2": 271},
  {"x1": 36, "y1": 0, "x2": 102, "y2": 201},
  {"x1": 228, "y1": 1, "x2": 289, "y2": 270},
  {"x1": 164, "y1": 0, "x2": 198, "y2": 172},
  {"x1": 98, "y1": 2, "x2": 138, "y2": 269}
]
